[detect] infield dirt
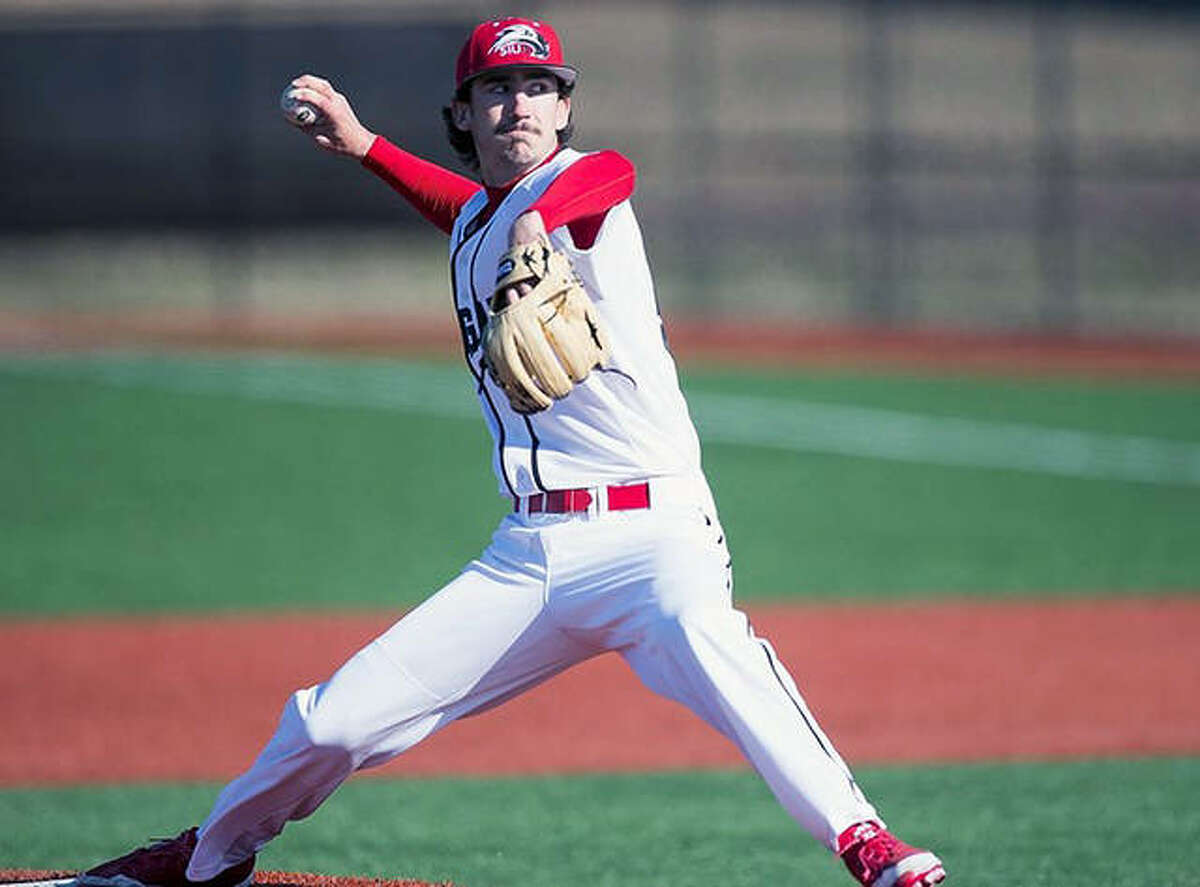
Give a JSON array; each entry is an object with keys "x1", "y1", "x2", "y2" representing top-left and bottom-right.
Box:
[
  {"x1": 6, "y1": 310, "x2": 1200, "y2": 378},
  {"x1": 3, "y1": 596, "x2": 1198, "y2": 786}
]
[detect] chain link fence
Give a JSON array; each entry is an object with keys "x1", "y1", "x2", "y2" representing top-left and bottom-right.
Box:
[{"x1": 2, "y1": 0, "x2": 1197, "y2": 340}]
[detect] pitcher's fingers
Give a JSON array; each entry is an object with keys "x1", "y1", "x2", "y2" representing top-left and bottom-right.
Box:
[
  {"x1": 290, "y1": 74, "x2": 335, "y2": 97},
  {"x1": 285, "y1": 86, "x2": 334, "y2": 114}
]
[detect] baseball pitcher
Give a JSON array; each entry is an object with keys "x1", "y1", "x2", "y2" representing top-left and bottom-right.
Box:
[{"x1": 80, "y1": 17, "x2": 945, "y2": 887}]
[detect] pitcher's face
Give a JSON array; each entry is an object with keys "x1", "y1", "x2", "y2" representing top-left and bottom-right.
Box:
[{"x1": 454, "y1": 69, "x2": 570, "y2": 185}]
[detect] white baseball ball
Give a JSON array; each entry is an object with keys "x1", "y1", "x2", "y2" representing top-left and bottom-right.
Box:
[{"x1": 280, "y1": 90, "x2": 320, "y2": 127}]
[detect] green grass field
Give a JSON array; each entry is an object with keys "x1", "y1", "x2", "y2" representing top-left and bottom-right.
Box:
[
  {"x1": 2, "y1": 758, "x2": 1197, "y2": 886},
  {"x1": 3, "y1": 352, "x2": 1199, "y2": 614},
  {"x1": 3, "y1": 350, "x2": 1198, "y2": 886}
]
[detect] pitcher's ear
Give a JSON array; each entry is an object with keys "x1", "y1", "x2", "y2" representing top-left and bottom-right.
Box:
[
  {"x1": 555, "y1": 95, "x2": 571, "y2": 132},
  {"x1": 451, "y1": 101, "x2": 472, "y2": 131}
]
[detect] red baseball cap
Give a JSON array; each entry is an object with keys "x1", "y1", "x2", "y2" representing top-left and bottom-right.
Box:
[{"x1": 455, "y1": 17, "x2": 578, "y2": 91}]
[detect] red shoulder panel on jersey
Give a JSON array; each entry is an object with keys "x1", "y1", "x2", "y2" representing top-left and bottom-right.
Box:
[{"x1": 530, "y1": 150, "x2": 636, "y2": 249}]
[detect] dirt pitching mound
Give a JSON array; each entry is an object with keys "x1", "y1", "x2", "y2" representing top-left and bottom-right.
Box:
[{"x1": 0, "y1": 872, "x2": 452, "y2": 887}]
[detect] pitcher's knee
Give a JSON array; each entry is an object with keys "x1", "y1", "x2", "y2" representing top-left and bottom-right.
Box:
[{"x1": 282, "y1": 686, "x2": 364, "y2": 769}]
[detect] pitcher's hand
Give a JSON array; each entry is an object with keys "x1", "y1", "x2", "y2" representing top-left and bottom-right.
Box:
[
  {"x1": 281, "y1": 74, "x2": 377, "y2": 159},
  {"x1": 497, "y1": 212, "x2": 549, "y2": 306}
]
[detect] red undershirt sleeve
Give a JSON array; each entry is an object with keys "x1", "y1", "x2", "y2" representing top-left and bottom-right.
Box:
[
  {"x1": 361, "y1": 136, "x2": 480, "y2": 236},
  {"x1": 528, "y1": 150, "x2": 636, "y2": 250}
]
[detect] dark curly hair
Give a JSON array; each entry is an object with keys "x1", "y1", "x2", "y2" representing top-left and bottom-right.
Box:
[{"x1": 441, "y1": 75, "x2": 576, "y2": 172}]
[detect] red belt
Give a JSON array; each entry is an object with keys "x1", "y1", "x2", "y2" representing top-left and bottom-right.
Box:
[{"x1": 514, "y1": 482, "x2": 651, "y2": 514}]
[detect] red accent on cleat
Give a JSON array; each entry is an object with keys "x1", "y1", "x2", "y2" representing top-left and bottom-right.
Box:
[{"x1": 837, "y1": 821, "x2": 946, "y2": 887}]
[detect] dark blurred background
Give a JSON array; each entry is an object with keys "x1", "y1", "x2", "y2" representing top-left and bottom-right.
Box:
[{"x1": 2, "y1": 0, "x2": 1197, "y2": 341}]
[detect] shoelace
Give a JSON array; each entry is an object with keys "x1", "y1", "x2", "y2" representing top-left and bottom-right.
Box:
[
  {"x1": 122, "y1": 831, "x2": 195, "y2": 863},
  {"x1": 147, "y1": 833, "x2": 188, "y2": 849},
  {"x1": 857, "y1": 831, "x2": 906, "y2": 868}
]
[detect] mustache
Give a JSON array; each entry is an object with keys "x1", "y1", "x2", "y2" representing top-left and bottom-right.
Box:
[{"x1": 496, "y1": 120, "x2": 538, "y2": 135}]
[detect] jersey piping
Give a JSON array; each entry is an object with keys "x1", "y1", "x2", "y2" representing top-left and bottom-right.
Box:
[{"x1": 451, "y1": 199, "x2": 518, "y2": 499}]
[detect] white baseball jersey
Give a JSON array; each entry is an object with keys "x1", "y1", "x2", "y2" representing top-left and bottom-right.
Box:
[
  {"x1": 185, "y1": 145, "x2": 884, "y2": 885},
  {"x1": 449, "y1": 148, "x2": 703, "y2": 497}
]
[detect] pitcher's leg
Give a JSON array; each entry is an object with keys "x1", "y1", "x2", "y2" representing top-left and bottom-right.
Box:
[
  {"x1": 622, "y1": 602, "x2": 878, "y2": 850},
  {"x1": 189, "y1": 536, "x2": 591, "y2": 880},
  {"x1": 189, "y1": 642, "x2": 441, "y2": 878},
  {"x1": 597, "y1": 508, "x2": 878, "y2": 851}
]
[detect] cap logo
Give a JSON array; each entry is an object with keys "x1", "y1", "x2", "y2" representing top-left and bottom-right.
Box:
[{"x1": 488, "y1": 23, "x2": 551, "y2": 60}]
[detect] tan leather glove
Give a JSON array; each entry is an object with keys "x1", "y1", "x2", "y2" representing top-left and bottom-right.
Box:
[{"x1": 483, "y1": 235, "x2": 611, "y2": 413}]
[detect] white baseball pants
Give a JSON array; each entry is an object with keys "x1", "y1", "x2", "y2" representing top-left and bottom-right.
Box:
[{"x1": 187, "y1": 479, "x2": 878, "y2": 880}]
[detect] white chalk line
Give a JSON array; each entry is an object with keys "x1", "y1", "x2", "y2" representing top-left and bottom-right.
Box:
[{"x1": 4, "y1": 352, "x2": 1200, "y2": 487}]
